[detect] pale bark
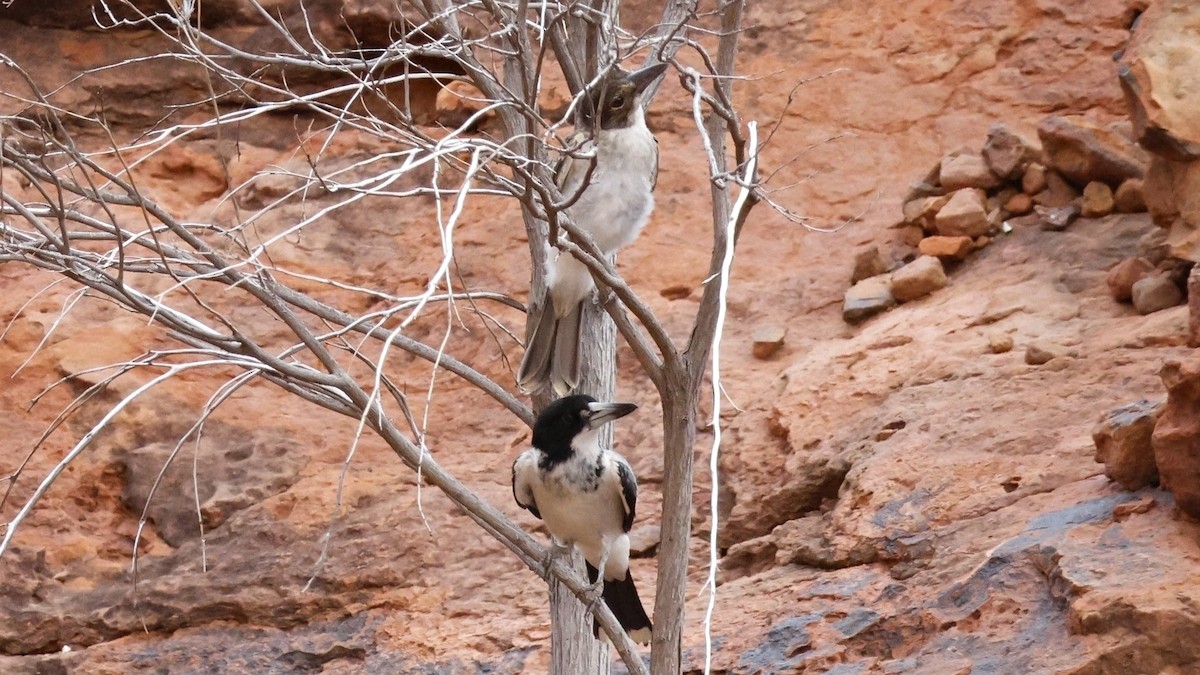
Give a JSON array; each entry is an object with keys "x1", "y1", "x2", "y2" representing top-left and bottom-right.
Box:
[{"x1": 547, "y1": 288, "x2": 618, "y2": 674}]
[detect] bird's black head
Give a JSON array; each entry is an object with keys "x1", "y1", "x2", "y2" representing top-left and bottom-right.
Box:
[
  {"x1": 578, "y1": 62, "x2": 669, "y2": 131},
  {"x1": 532, "y1": 394, "x2": 638, "y2": 457}
]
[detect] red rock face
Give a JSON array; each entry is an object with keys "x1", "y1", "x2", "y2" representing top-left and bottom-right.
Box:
[{"x1": 6, "y1": 0, "x2": 1200, "y2": 673}]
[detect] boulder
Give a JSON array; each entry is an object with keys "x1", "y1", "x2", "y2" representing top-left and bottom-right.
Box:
[
  {"x1": 1138, "y1": 228, "x2": 1171, "y2": 266},
  {"x1": 752, "y1": 325, "x2": 786, "y2": 359},
  {"x1": 628, "y1": 523, "x2": 661, "y2": 558},
  {"x1": 905, "y1": 161, "x2": 945, "y2": 201},
  {"x1": 1004, "y1": 192, "x2": 1033, "y2": 216},
  {"x1": 851, "y1": 246, "x2": 890, "y2": 284},
  {"x1": 1157, "y1": 256, "x2": 1192, "y2": 290},
  {"x1": 435, "y1": 80, "x2": 494, "y2": 129},
  {"x1": 987, "y1": 332, "x2": 1014, "y2": 354},
  {"x1": 1143, "y1": 156, "x2": 1180, "y2": 226},
  {"x1": 1114, "y1": 178, "x2": 1147, "y2": 213},
  {"x1": 895, "y1": 222, "x2": 925, "y2": 247},
  {"x1": 1092, "y1": 399, "x2": 1164, "y2": 491},
  {"x1": 940, "y1": 152, "x2": 1001, "y2": 191},
  {"x1": 982, "y1": 123, "x2": 1040, "y2": 180},
  {"x1": 1106, "y1": 257, "x2": 1156, "y2": 302},
  {"x1": 1024, "y1": 341, "x2": 1065, "y2": 366},
  {"x1": 902, "y1": 194, "x2": 951, "y2": 232},
  {"x1": 1190, "y1": 266, "x2": 1200, "y2": 348},
  {"x1": 1033, "y1": 170, "x2": 1079, "y2": 208},
  {"x1": 1035, "y1": 204, "x2": 1080, "y2": 232},
  {"x1": 917, "y1": 235, "x2": 973, "y2": 261},
  {"x1": 1022, "y1": 162, "x2": 1048, "y2": 194},
  {"x1": 1118, "y1": 0, "x2": 1200, "y2": 266},
  {"x1": 890, "y1": 256, "x2": 947, "y2": 302},
  {"x1": 1152, "y1": 358, "x2": 1200, "y2": 519},
  {"x1": 843, "y1": 275, "x2": 896, "y2": 324},
  {"x1": 934, "y1": 188, "x2": 990, "y2": 238},
  {"x1": 1117, "y1": 1, "x2": 1200, "y2": 162},
  {"x1": 1166, "y1": 219, "x2": 1200, "y2": 263},
  {"x1": 1131, "y1": 275, "x2": 1184, "y2": 315},
  {"x1": 1143, "y1": 159, "x2": 1200, "y2": 259},
  {"x1": 1081, "y1": 181, "x2": 1115, "y2": 218},
  {"x1": 988, "y1": 187, "x2": 1020, "y2": 213},
  {"x1": 1037, "y1": 115, "x2": 1146, "y2": 187}
]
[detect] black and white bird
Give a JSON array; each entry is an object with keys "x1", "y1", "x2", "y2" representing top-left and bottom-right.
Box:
[
  {"x1": 517, "y1": 62, "x2": 669, "y2": 395},
  {"x1": 511, "y1": 394, "x2": 653, "y2": 644}
]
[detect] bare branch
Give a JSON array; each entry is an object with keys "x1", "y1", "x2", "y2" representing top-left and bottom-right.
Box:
[{"x1": 702, "y1": 120, "x2": 759, "y2": 673}]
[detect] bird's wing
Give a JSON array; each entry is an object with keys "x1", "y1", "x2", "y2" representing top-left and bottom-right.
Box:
[
  {"x1": 512, "y1": 451, "x2": 542, "y2": 519},
  {"x1": 516, "y1": 291, "x2": 558, "y2": 393},
  {"x1": 555, "y1": 130, "x2": 596, "y2": 199},
  {"x1": 612, "y1": 455, "x2": 638, "y2": 533},
  {"x1": 650, "y1": 135, "x2": 659, "y2": 191}
]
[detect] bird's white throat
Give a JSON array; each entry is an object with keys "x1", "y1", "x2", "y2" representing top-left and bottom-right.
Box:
[{"x1": 569, "y1": 427, "x2": 604, "y2": 460}]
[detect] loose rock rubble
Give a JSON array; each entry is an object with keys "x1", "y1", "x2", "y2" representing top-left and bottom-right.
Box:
[{"x1": 844, "y1": 107, "x2": 1198, "y2": 324}]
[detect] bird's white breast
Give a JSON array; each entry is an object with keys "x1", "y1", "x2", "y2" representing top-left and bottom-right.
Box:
[
  {"x1": 518, "y1": 446, "x2": 631, "y2": 580},
  {"x1": 570, "y1": 118, "x2": 657, "y2": 252},
  {"x1": 546, "y1": 108, "x2": 658, "y2": 313}
]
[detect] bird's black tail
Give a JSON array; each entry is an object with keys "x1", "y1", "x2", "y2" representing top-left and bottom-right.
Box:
[{"x1": 586, "y1": 561, "x2": 653, "y2": 645}]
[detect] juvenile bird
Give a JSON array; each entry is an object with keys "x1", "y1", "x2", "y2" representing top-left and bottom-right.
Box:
[
  {"x1": 511, "y1": 394, "x2": 652, "y2": 644},
  {"x1": 517, "y1": 62, "x2": 669, "y2": 395}
]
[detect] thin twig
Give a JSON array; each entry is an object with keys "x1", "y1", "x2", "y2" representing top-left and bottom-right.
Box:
[{"x1": 703, "y1": 120, "x2": 758, "y2": 675}]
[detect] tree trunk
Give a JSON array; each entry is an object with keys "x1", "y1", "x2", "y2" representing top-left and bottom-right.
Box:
[
  {"x1": 650, "y1": 384, "x2": 697, "y2": 675},
  {"x1": 545, "y1": 1, "x2": 621, "y2": 669},
  {"x1": 548, "y1": 279, "x2": 617, "y2": 674},
  {"x1": 549, "y1": 566, "x2": 609, "y2": 675}
]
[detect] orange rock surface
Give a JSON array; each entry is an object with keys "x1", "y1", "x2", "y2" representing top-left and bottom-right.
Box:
[{"x1": 5, "y1": 1, "x2": 1200, "y2": 673}]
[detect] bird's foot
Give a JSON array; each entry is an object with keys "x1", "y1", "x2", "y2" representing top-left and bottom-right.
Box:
[
  {"x1": 583, "y1": 578, "x2": 606, "y2": 611},
  {"x1": 541, "y1": 540, "x2": 572, "y2": 576}
]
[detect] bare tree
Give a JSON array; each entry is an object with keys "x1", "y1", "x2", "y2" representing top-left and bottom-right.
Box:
[{"x1": 0, "y1": 0, "x2": 765, "y2": 673}]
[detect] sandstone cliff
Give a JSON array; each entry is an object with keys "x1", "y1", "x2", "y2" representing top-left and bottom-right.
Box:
[{"x1": 3, "y1": 1, "x2": 1198, "y2": 673}]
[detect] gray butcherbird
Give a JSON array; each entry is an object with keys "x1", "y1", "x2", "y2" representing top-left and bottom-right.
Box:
[
  {"x1": 511, "y1": 394, "x2": 652, "y2": 644},
  {"x1": 517, "y1": 62, "x2": 669, "y2": 395}
]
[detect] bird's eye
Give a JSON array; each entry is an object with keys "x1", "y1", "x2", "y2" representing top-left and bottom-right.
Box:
[{"x1": 609, "y1": 95, "x2": 626, "y2": 110}]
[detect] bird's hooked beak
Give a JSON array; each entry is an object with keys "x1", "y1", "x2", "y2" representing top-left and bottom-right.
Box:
[
  {"x1": 584, "y1": 401, "x2": 638, "y2": 429},
  {"x1": 627, "y1": 62, "x2": 669, "y2": 97}
]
